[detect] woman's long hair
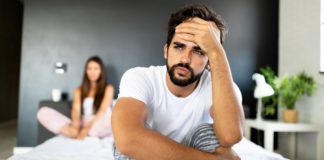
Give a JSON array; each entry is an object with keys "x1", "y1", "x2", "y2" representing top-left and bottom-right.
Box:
[{"x1": 80, "y1": 56, "x2": 107, "y2": 114}]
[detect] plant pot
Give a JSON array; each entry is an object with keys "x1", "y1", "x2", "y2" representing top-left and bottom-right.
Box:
[{"x1": 282, "y1": 109, "x2": 298, "y2": 123}]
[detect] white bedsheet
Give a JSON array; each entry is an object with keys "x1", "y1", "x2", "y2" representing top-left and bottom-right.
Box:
[{"x1": 9, "y1": 136, "x2": 288, "y2": 160}]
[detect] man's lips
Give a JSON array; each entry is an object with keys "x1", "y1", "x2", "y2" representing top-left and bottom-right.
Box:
[{"x1": 176, "y1": 66, "x2": 189, "y2": 74}]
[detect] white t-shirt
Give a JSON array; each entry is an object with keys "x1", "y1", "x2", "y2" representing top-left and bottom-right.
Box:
[{"x1": 118, "y1": 65, "x2": 242, "y2": 142}]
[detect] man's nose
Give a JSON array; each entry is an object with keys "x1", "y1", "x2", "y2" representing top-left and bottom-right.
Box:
[{"x1": 180, "y1": 50, "x2": 192, "y2": 64}]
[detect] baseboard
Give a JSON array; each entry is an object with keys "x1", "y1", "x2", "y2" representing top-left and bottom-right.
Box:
[
  {"x1": 0, "y1": 120, "x2": 17, "y2": 128},
  {"x1": 13, "y1": 147, "x2": 34, "y2": 155}
]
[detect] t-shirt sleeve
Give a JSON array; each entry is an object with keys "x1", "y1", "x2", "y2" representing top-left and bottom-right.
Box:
[
  {"x1": 233, "y1": 82, "x2": 243, "y2": 104},
  {"x1": 118, "y1": 68, "x2": 152, "y2": 105}
]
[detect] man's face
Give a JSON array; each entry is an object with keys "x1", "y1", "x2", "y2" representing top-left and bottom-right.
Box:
[{"x1": 164, "y1": 33, "x2": 209, "y2": 87}]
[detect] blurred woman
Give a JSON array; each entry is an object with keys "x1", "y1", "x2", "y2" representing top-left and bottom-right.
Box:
[{"x1": 37, "y1": 56, "x2": 114, "y2": 139}]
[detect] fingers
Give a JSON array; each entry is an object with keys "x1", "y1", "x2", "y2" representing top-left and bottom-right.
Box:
[
  {"x1": 176, "y1": 27, "x2": 204, "y2": 36},
  {"x1": 176, "y1": 17, "x2": 211, "y2": 32},
  {"x1": 176, "y1": 22, "x2": 207, "y2": 32},
  {"x1": 175, "y1": 17, "x2": 223, "y2": 53},
  {"x1": 176, "y1": 17, "x2": 220, "y2": 38},
  {"x1": 208, "y1": 23, "x2": 221, "y2": 43},
  {"x1": 176, "y1": 33, "x2": 195, "y2": 43},
  {"x1": 188, "y1": 17, "x2": 209, "y2": 25},
  {"x1": 180, "y1": 17, "x2": 218, "y2": 30},
  {"x1": 175, "y1": 21, "x2": 207, "y2": 43},
  {"x1": 191, "y1": 17, "x2": 218, "y2": 31}
]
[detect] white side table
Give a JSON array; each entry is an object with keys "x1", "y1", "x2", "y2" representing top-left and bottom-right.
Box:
[{"x1": 244, "y1": 119, "x2": 324, "y2": 160}]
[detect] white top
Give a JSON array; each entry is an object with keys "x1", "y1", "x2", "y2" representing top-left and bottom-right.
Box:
[
  {"x1": 83, "y1": 97, "x2": 94, "y2": 120},
  {"x1": 118, "y1": 65, "x2": 242, "y2": 142}
]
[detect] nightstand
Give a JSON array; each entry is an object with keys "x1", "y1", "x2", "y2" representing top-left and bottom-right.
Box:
[{"x1": 244, "y1": 119, "x2": 324, "y2": 160}]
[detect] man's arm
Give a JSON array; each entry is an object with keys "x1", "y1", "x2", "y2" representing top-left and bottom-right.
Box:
[
  {"x1": 175, "y1": 17, "x2": 244, "y2": 147},
  {"x1": 208, "y1": 49, "x2": 244, "y2": 147},
  {"x1": 112, "y1": 97, "x2": 220, "y2": 160}
]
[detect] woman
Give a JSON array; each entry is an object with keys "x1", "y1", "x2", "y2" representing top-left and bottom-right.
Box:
[{"x1": 37, "y1": 56, "x2": 114, "y2": 139}]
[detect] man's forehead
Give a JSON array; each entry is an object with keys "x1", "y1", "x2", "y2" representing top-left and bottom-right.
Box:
[{"x1": 172, "y1": 33, "x2": 198, "y2": 47}]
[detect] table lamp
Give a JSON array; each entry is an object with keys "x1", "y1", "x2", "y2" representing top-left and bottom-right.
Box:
[{"x1": 252, "y1": 73, "x2": 275, "y2": 121}]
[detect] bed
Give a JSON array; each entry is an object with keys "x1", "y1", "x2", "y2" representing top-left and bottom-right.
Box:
[{"x1": 9, "y1": 135, "x2": 288, "y2": 160}]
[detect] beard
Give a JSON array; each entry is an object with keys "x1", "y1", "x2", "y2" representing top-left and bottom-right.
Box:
[{"x1": 166, "y1": 59, "x2": 204, "y2": 87}]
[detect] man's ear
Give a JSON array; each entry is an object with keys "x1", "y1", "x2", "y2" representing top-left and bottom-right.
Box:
[
  {"x1": 163, "y1": 44, "x2": 168, "y2": 59},
  {"x1": 205, "y1": 60, "x2": 210, "y2": 71}
]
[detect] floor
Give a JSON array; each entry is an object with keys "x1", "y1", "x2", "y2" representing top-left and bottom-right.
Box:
[{"x1": 0, "y1": 121, "x2": 17, "y2": 160}]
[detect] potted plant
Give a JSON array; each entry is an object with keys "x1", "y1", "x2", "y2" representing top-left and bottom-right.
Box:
[
  {"x1": 259, "y1": 67, "x2": 279, "y2": 118},
  {"x1": 275, "y1": 72, "x2": 316, "y2": 123}
]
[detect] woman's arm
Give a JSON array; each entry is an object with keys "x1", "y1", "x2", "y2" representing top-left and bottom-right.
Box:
[
  {"x1": 59, "y1": 88, "x2": 81, "y2": 138},
  {"x1": 71, "y1": 88, "x2": 82, "y2": 129}
]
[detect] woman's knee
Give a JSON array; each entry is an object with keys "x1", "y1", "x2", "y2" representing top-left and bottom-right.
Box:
[{"x1": 37, "y1": 107, "x2": 52, "y2": 122}]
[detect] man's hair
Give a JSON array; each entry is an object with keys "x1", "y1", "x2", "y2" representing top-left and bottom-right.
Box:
[{"x1": 166, "y1": 4, "x2": 228, "y2": 46}]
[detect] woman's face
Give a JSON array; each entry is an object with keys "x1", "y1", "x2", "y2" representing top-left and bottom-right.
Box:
[{"x1": 86, "y1": 61, "x2": 102, "y2": 82}]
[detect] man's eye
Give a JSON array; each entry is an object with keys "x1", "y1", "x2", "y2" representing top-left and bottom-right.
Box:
[
  {"x1": 174, "y1": 46, "x2": 183, "y2": 50},
  {"x1": 193, "y1": 50, "x2": 203, "y2": 55}
]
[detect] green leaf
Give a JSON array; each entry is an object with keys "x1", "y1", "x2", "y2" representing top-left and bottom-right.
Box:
[{"x1": 277, "y1": 71, "x2": 317, "y2": 109}]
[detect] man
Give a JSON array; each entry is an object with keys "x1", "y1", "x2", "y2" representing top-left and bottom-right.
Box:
[{"x1": 112, "y1": 4, "x2": 244, "y2": 160}]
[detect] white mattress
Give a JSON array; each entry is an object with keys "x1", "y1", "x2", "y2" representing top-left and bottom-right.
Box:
[{"x1": 9, "y1": 136, "x2": 288, "y2": 160}]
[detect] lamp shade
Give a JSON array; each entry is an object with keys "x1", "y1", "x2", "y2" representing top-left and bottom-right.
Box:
[{"x1": 252, "y1": 73, "x2": 275, "y2": 98}]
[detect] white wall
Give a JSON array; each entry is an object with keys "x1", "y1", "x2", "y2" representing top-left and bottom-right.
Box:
[
  {"x1": 279, "y1": 0, "x2": 324, "y2": 159},
  {"x1": 321, "y1": 0, "x2": 324, "y2": 72},
  {"x1": 279, "y1": 0, "x2": 324, "y2": 123}
]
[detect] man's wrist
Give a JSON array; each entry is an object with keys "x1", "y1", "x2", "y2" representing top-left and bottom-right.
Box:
[{"x1": 208, "y1": 49, "x2": 224, "y2": 65}]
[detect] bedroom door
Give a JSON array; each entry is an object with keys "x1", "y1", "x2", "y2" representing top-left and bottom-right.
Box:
[{"x1": 0, "y1": 0, "x2": 23, "y2": 123}]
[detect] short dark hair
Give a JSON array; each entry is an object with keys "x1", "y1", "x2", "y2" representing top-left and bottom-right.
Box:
[{"x1": 166, "y1": 4, "x2": 228, "y2": 46}]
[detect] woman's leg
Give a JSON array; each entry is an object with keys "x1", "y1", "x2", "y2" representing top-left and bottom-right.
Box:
[
  {"x1": 37, "y1": 107, "x2": 76, "y2": 137},
  {"x1": 88, "y1": 112, "x2": 112, "y2": 138}
]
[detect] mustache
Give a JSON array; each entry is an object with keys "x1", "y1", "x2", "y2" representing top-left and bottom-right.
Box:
[{"x1": 172, "y1": 63, "x2": 193, "y2": 71}]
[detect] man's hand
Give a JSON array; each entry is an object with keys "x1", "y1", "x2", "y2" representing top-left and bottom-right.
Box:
[
  {"x1": 175, "y1": 17, "x2": 224, "y2": 59},
  {"x1": 213, "y1": 147, "x2": 240, "y2": 160}
]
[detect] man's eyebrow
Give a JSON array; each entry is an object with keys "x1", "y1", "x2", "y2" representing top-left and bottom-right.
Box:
[
  {"x1": 173, "y1": 42, "x2": 185, "y2": 47},
  {"x1": 193, "y1": 46, "x2": 202, "y2": 51},
  {"x1": 173, "y1": 42, "x2": 202, "y2": 51}
]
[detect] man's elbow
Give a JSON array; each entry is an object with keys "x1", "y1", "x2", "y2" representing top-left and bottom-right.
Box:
[
  {"x1": 114, "y1": 136, "x2": 136, "y2": 156},
  {"x1": 219, "y1": 132, "x2": 243, "y2": 147},
  {"x1": 112, "y1": 124, "x2": 137, "y2": 155}
]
